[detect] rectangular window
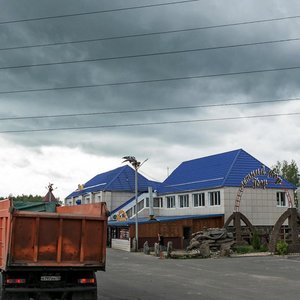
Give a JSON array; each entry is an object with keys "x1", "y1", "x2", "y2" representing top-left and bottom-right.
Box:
[
  {"x1": 145, "y1": 198, "x2": 149, "y2": 207},
  {"x1": 179, "y1": 194, "x2": 189, "y2": 208},
  {"x1": 276, "y1": 192, "x2": 286, "y2": 207},
  {"x1": 166, "y1": 196, "x2": 176, "y2": 208},
  {"x1": 126, "y1": 208, "x2": 133, "y2": 218},
  {"x1": 153, "y1": 197, "x2": 163, "y2": 208},
  {"x1": 209, "y1": 191, "x2": 221, "y2": 206},
  {"x1": 137, "y1": 199, "x2": 144, "y2": 212},
  {"x1": 193, "y1": 193, "x2": 205, "y2": 207}
]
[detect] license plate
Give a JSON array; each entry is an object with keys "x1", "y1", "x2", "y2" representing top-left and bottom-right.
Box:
[{"x1": 41, "y1": 275, "x2": 61, "y2": 282}]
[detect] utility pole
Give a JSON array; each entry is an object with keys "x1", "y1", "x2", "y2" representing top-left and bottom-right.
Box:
[{"x1": 122, "y1": 156, "x2": 147, "y2": 251}]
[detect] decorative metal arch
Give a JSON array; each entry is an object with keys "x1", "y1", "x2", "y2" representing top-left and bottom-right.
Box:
[
  {"x1": 268, "y1": 208, "x2": 300, "y2": 253},
  {"x1": 224, "y1": 212, "x2": 254, "y2": 245}
]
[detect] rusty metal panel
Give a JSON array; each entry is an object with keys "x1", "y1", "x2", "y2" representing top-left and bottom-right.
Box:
[
  {"x1": 38, "y1": 218, "x2": 60, "y2": 261},
  {"x1": 0, "y1": 199, "x2": 11, "y2": 270},
  {"x1": 56, "y1": 203, "x2": 106, "y2": 216},
  {"x1": 83, "y1": 220, "x2": 104, "y2": 262},
  {"x1": 61, "y1": 219, "x2": 82, "y2": 262},
  {"x1": 1, "y1": 202, "x2": 108, "y2": 269},
  {"x1": 11, "y1": 217, "x2": 36, "y2": 262}
]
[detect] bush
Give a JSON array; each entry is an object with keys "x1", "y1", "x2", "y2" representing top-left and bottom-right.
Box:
[
  {"x1": 235, "y1": 245, "x2": 253, "y2": 254},
  {"x1": 251, "y1": 231, "x2": 261, "y2": 251},
  {"x1": 276, "y1": 240, "x2": 288, "y2": 255},
  {"x1": 259, "y1": 244, "x2": 268, "y2": 252}
]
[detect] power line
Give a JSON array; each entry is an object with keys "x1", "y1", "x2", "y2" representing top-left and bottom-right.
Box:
[
  {"x1": 1, "y1": 65, "x2": 300, "y2": 95},
  {"x1": 0, "y1": 0, "x2": 201, "y2": 25},
  {"x1": 1, "y1": 97, "x2": 299, "y2": 121},
  {"x1": 1, "y1": 37, "x2": 300, "y2": 71},
  {"x1": 2, "y1": 16, "x2": 300, "y2": 52},
  {"x1": 0, "y1": 112, "x2": 298, "y2": 134}
]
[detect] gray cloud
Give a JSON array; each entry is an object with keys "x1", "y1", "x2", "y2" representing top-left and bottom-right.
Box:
[{"x1": 0, "y1": 0, "x2": 300, "y2": 181}]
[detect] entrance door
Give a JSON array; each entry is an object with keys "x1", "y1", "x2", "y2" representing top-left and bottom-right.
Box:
[{"x1": 183, "y1": 226, "x2": 192, "y2": 249}]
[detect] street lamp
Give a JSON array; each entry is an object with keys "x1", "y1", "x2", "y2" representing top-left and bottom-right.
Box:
[{"x1": 122, "y1": 156, "x2": 147, "y2": 251}]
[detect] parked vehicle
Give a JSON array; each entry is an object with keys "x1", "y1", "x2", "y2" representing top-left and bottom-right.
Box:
[{"x1": 0, "y1": 199, "x2": 108, "y2": 300}]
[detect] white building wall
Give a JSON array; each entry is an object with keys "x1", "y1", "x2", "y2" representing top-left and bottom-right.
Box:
[
  {"x1": 157, "y1": 189, "x2": 225, "y2": 216},
  {"x1": 65, "y1": 190, "x2": 134, "y2": 210},
  {"x1": 111, "y1": 189, "x2": 226, "y2": 220},
  {"x1": 109, "y1": 192, "x2": 135, "y2": 212},
  {"x1": 224, "y1": 187, "x2": 294, "y2": 226}
]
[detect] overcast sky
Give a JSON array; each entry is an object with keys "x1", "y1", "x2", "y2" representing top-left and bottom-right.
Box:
[{"x1": 0, "y1": 0, "x2": 300, "y2": 200}]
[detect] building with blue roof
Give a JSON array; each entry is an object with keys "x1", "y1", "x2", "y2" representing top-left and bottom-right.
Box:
[
  {"x1": 65, "y1": 165, "x2": 160, "y2": 212},
  {"x1": 65, "y1": 149, "x2": 296, "y2": 251},
  {"x1": 110, "y1": 149, "x2": 295, "y2": 227}
]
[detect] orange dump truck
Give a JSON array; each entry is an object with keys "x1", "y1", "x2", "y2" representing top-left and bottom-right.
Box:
[{"x1": 0, "y1": 199, "x2": 108, "y2": 300}]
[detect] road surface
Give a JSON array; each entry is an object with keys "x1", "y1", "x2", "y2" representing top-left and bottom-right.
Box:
[{"x1": 97, "y1": 249, "x2": 300, "y2": 300}]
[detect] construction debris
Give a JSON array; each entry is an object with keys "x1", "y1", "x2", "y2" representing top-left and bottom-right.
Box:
[{"x1": 186, "y1": 228, "x2": 235, "y2": 257}]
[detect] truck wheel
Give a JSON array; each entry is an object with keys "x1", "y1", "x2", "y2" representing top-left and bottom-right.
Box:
[{"x1": 72, "y1": 291, "x2": 97, "y2": 300}]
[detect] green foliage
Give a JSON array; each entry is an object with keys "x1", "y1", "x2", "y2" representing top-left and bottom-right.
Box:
[
  {"x1": 234, "y1": 243, "x2": 268, "y2": 254},
  {"x1": 11, "y1": 194, "x2": 44, "y2": 202},
  {"x1": 235, "y1": 245, "x2": 253, "y2": 254},
  {"x1": 260, "y1": 244, "x2": 268, "y2": 252},
  {"x1": 273, "y1": 160, "x2": 299, "y2": 186},
  {"x1": 251, "y1": 231, "x2": 261, "y2": 251},
  {"x1": 276, "y1": 240, "x2": 288, "y2": 255}
]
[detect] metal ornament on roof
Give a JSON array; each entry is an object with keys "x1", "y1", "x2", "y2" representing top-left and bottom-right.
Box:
[{"x1": 122, "y1": 156, "x2": 141, "y2": 169}]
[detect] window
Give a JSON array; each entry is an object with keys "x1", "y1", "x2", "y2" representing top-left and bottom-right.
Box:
[
  {"x1": 209, "y1": 191, "x2": 221, "y2": 206},
  {"x1": 145, "y1": 197, "x2": 149, "y2": 207},
  {"x1": 193, "y1": 193, "x2": 205, "y2": 207},
  {"x1": 153, "y1": 197, "x2": 163, "y2": 208},
  {"x1": 277, "y1": 192, "x2": 286, "y2": 207},
  {"x1": 126, "y1": 208, "x2": 133, "y2": 218},
  {"x1": 179, "y1": 194, "x2": 189, "y2": 208},
  {"x1": 166, "y1": 196, "x2": 176, "y2": 208},
  {"x1": 137, "y1": 199, "x2": 144, "y2": 211}
]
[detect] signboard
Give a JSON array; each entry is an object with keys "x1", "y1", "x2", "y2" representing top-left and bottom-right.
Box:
[{"x1": 235, "y1": 165, "x2": 282, "y2": 211}]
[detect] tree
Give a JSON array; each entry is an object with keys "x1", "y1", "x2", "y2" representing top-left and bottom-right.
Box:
[
  {"x1": 11, "y1": 194, "x2": 44, "y2": 202},
  {"x1": 273, "y1": 160, "x2": 299, "y2": 186}
]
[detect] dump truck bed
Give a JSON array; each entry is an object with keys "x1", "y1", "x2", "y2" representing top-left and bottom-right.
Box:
[{"x1": 0, "y1": 199, "x2": 107, "y2": 271}]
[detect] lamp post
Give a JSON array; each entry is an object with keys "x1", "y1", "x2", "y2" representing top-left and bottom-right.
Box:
[{"x1": 122, "y1": 156, "x2": 146, "y2": 251}]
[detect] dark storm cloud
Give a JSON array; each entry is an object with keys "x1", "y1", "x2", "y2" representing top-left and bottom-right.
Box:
[{"x1": 0, "y1": 0, "x2": 300, "y2": 158}]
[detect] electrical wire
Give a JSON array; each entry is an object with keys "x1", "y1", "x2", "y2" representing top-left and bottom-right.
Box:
[
  {"x1": 0, "y1": 112, "x2": 298, "y2": 134},
  {"x1": 0, "y1": 0, "x2": 201, "y2": 25},
  {"x1": 1, "y1": 65, "x2": 300, "y2": 95},
  {"x1": 0, "y1": 97, "x2": 299, "y2": 121},
  {"x1": 1, "y1": 37, "x2": 300, "y2": 70},
  {"x1": 1, "y1": 16, "x2": 300, "y2": 52}
]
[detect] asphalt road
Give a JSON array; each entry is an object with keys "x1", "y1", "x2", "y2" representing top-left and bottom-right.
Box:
[{"x1": 96, "y1": 249, "x2": 300, "y2": 300}]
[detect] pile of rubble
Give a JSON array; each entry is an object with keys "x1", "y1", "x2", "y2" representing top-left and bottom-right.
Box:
[{"x1": 186, "y1": 228, "x2": 235, "y2": 257}]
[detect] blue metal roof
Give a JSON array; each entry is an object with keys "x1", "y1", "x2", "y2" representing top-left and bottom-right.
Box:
[
  {"x1": 66, "y1": 165, "x2": 160, "y2": 199},
  {"x1": 157, "y1": 149, "x2": 296, "y2": 194},
  {"x1": 108, "y1": 214, "x2": 224, "y2": 227}
]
